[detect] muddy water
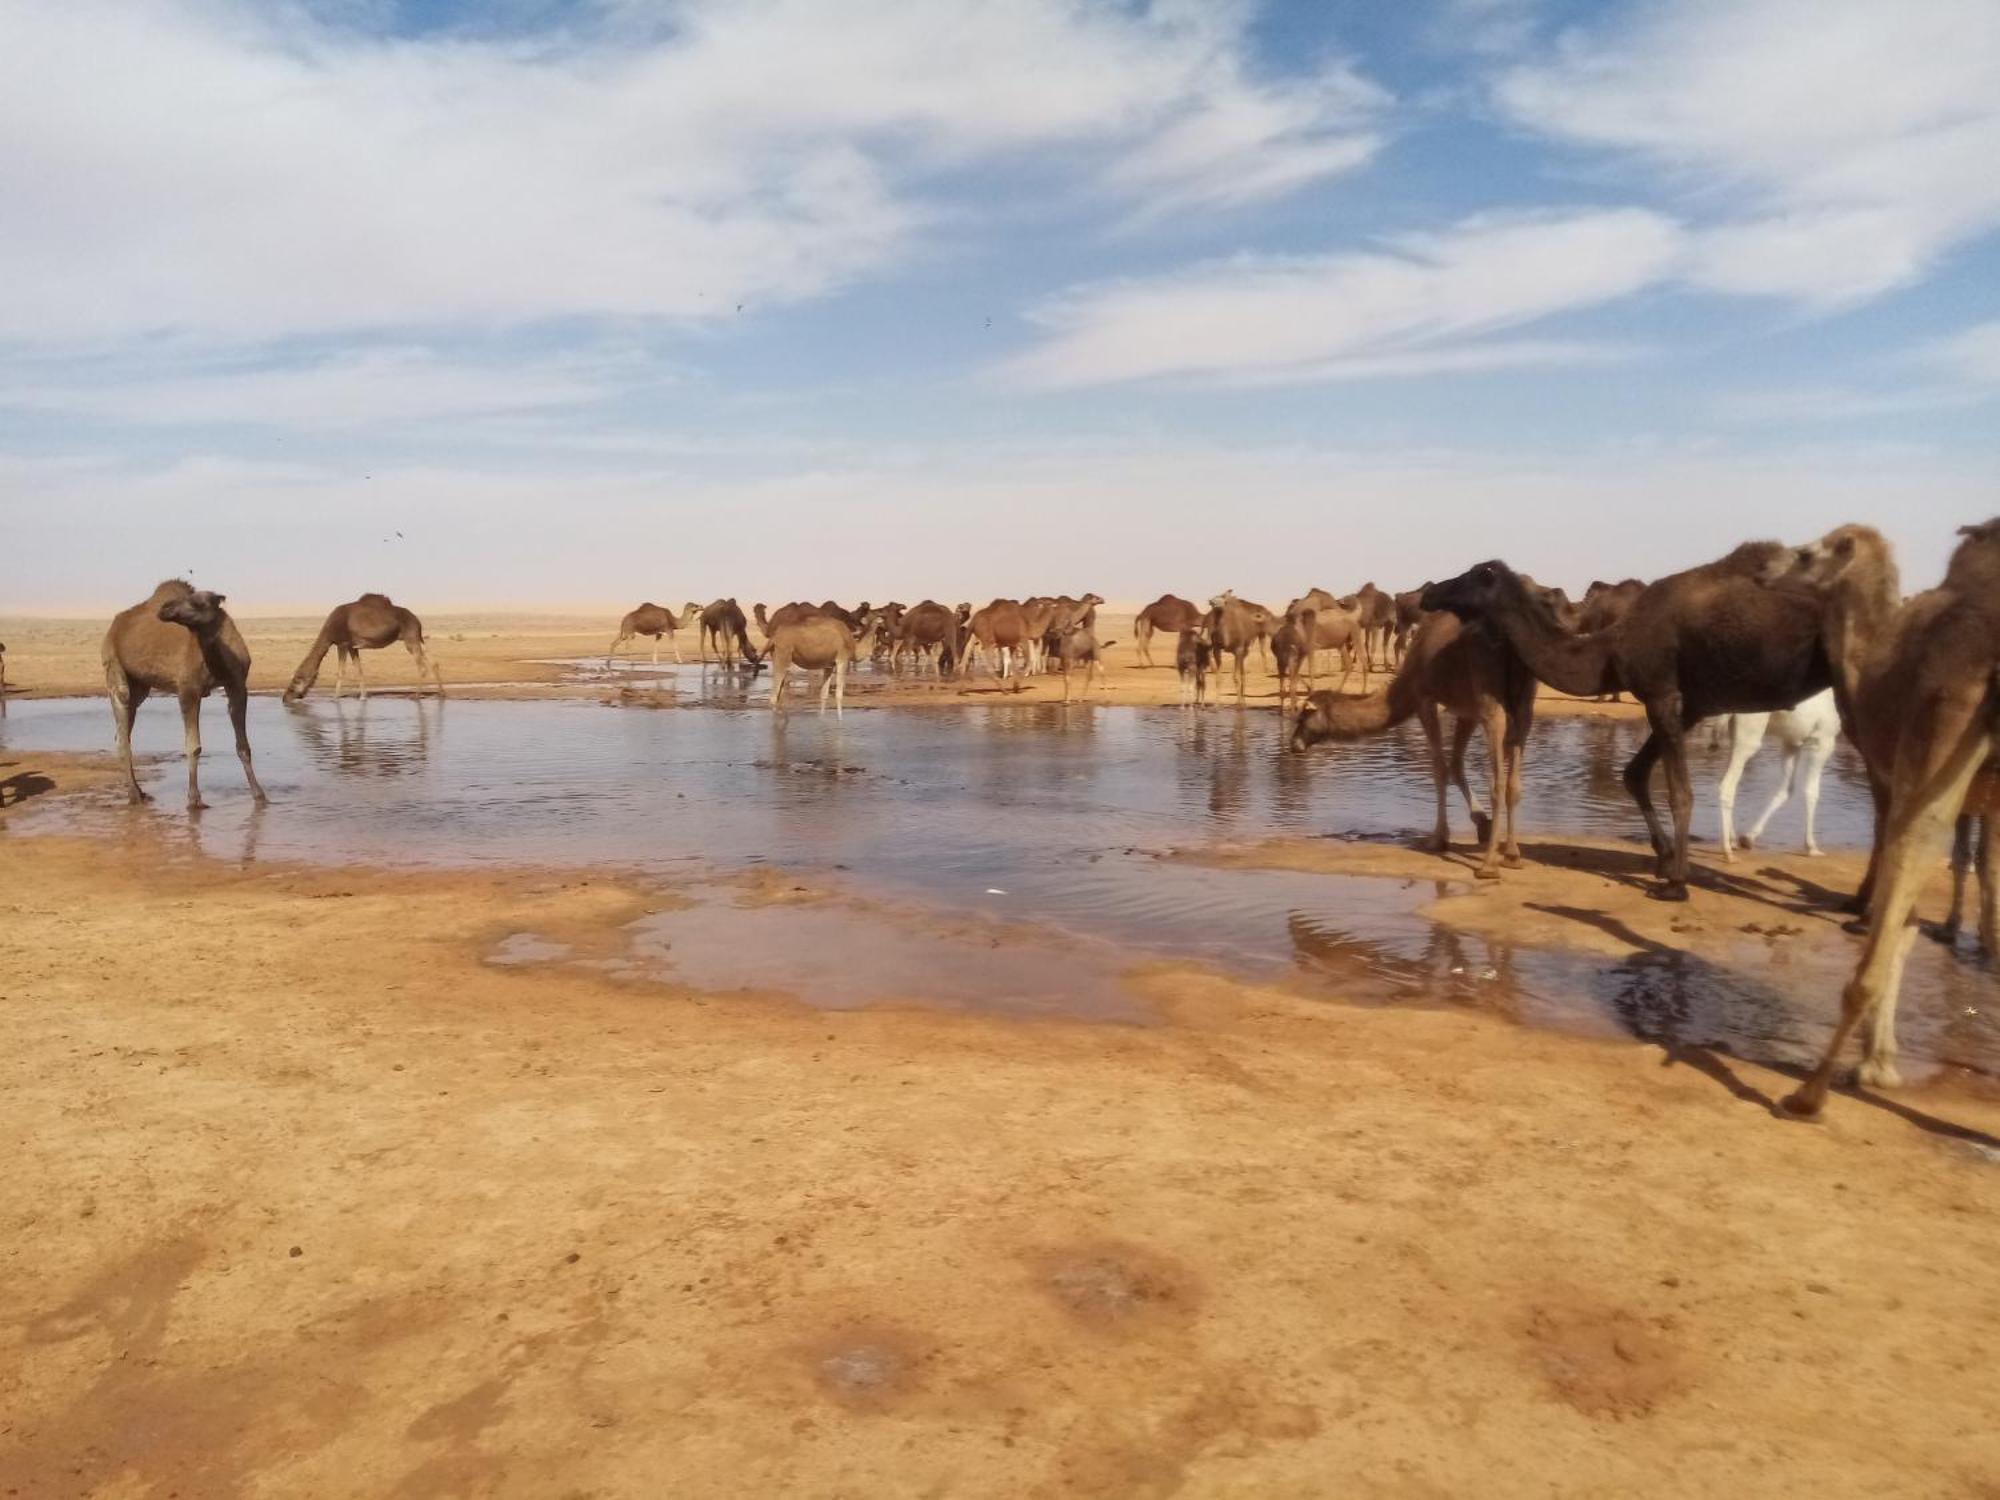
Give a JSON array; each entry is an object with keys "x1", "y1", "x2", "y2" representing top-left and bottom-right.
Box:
[{"x1": 3, "y1": 695, "x2": 1991, "y2": 1079}]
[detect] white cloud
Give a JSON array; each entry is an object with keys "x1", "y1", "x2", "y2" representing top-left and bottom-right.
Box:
[
  {"x1": 1496, "y1": 0, "x2": 2000, "y2": 305},
  {"x1": 0, "y1": 347, "x2": 652, "y2": 429},
  {"x1": 0, "y1": 0, "x2": 1387, "y2": 344},
  {"x1": 1916, "y1": 321, "x2": 2000, "y2": 386},
  {"x1": 998, "y1": 208, "x2": 1684, "y2": 389}
]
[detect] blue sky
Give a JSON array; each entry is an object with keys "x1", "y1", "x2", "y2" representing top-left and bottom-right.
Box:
[{"x1": 2, "y1": 0, "x2": 1996, "y2": 610}]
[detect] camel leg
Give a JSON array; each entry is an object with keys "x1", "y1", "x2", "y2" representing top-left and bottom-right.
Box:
[
  {"x1": 1743, "y1": 740, "x2": 1800, "y2": 854},
  {"x1": 1716, "y1": 714, "x2": 1763, "y2": 861},
  {"x1": 1784, "y1": 718, "x2": 1991, "y2": 1115},
  {"x1": 352, "y1": 650, "x2": 369, "y2": 701},
  {"x1": 606, "y1": 633, "x2": 626, "y2": 669},
  {"x1": 1933, "y1": 814, "x2": 1972, "y2": 945},
  {"x1": 1418, "y1": 703, "x2": 1449, "y2": 854},
  {"x1": 1234, "y1": 649, "x2": 1247, "y2": 708},
  {"x1": 1621, "y1": 729, "x2": 1670, "y2": 870},
  {"x1": 1136, "y1": 625, "x2": 1150, "y2": 669},
  {"x1": 1795, "y1": 734, "x2": 1834, "y2": 857},
  {"x1": 1978, "y1": 817, "x2": 1997, "y2": 957},
  {"x1": 817, "y1": 668, "x2": 832, "y2": 714},
  {"x1": 1501, "y1": 719, "x2": 1526, "y2": 869},
  {"x1": 330, "y1": 648, "x2": 345, "y2": 701},
  {"x1": 1446, "y1": 714, "x2": 1483, "y2": 835},
  {"x1": 671, "y1": 630, "x2": 682, "y2": 665},
  {"x1": 179, "y1": 691, "x2": 207, "y2": 810},
  {"x1": 228, "y1": 685, "x2": 267, "y2": 804},
  {"x1": 1659, "y1": 717, "x2": 1696, "y2": 899},
  {"x1": 108, "y1": 669, "x2": 149, "y2": 803},
  {"x1": 1474, "y1": 706, "x2": 1506, "y2": 879}
]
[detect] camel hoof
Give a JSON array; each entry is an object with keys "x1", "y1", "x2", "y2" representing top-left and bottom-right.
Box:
[
  {"x1": 1840, "y1": 916, "x2": 1868, "y2": 936},
  {"x1": 1502, "y1": 852, "x2": 1523, "y2": 870},
  {"x1": 188, "y1": 800, "x2": 210, "y2": 813},
  {"x1": 1422, "y1": 836, "x2": 1450, "y2": 854},
  {"x1": 1804, "y1": 847, "x2": 1825, "y2": 859},
  {"x1": 1474, "y1": 865, "x2": 1501, "y2": 882},
  {"x1": 1925, "y1": 921, "x2": 1961, "y2": 947},
  {"x1": 1645, "y1": 883, "x2": 1689, "y2": 903},
  {"x1": 1855, "y1": 1058, "x2": 1903, "y2": 1090},
  {"x1": 1777, "y1": 1090, "x2": 1825, "y2": 1120}
]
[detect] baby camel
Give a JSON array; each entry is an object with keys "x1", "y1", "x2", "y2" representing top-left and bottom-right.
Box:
[
  {"x1": 1773, "y1": 520, "x2": 1999, "y2": 1115},
  {"x1": 1289, "y1": 612, "x2": 1535, "y2": 880},
  {"x1": 285, "y1": 593, "x2": 443, "y2": 702},
  {"x1": 103, "y1": 580, "x2": 268, "y2": 809}
]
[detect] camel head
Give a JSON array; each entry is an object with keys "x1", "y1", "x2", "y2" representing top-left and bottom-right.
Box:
[
  {"x1": 1207, "y1": 590, "x2": 1237, "y2": 611},
  {"x1": 1774, "y1": 525, "x2": 1889, "y2": 592},
  {"x1": 1420, "y1": 562, "x2": 1520, "y2": 620},
  {"x1": 1287, "y1": 691, "x2": 1341, "y2": 754},
  {"x1": 157, "y1": 589, "x2": 228, "y2": 633}
]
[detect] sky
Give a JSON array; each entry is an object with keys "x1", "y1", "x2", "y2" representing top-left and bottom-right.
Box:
[{"x1": 2, "y1": 0, "x2": 1997, "y2": 612}]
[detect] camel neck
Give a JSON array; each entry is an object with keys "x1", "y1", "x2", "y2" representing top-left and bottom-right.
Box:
[{"x1": 1484, "y1": 591, "x2": 1612, "y2": 697}]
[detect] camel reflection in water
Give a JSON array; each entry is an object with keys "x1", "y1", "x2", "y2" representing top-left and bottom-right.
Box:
[{"x1": 286, "y1": 697, "x2": 440, "y2": 779}]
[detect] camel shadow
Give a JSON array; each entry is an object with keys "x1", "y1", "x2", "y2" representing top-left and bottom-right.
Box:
[
  {"x1": 1526, "y1": 901, "x2": 2000, "y2": 1147},
  {"x1": 1513, "y1": 838, "x2": 1854, "y2": 917},
  {"x1": 0, "y1": 767, "x2": 56, "y2": 808}
]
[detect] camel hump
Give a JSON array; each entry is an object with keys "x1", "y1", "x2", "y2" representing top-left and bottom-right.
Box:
[
  {"x1": 149, "y1": 578, "x2": 195, "y2": 601},
  {"x1": 356, "y1": 591, "x2": 394, "y2": 606}
]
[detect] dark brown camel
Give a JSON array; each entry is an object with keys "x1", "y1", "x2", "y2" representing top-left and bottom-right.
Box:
[
  {"x1": 1762, "y1": 522, "x2": 2000, "y2": 1113},
  {"x1": 1271, "y1": 612, "x2": 1313, "y2": 711},
  {"x1": 963, "y1": 599, "x2": 1030, "y2": 681},
  {"x1": 1575, "y1": 578, "x2": 1644, "y2": 701},
  {"x1": 1205, "y1": 592, "x2": 1277, "y2": 705},
  {"x1": 103, "y1": 581, "x2": 268, "y2": 809},
  {"x1": 284, "y1": 593, "x2": 444, "y2": 702},
  {"x1": 698, "y1": 599, "x2": 761, "y2": 666},
  {"x1": 1422, "y1": 541, "x2": 1829, "y2": 900},
  {"x1": 891, "y1": 601, "x2": 963, "y2": 676},
  {"x1": 1390, "y1": 588, "x2": 1427, "y2": 663},
  {"x1": 608, "y1": 601, "x2": 701, "y2": 666},
  {"x1": 1175, "y1": 628, "x2": 1211, "y2": 707},
  {"x1": 1133, "y1": 594, "x2": 1203, "y2": 668},
  {"x1": 1289, "y1": 612, "x2": 1535, "y2": 879}
]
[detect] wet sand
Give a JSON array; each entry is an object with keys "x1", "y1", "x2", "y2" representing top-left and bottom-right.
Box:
[
  {"x1": 0, "y1": 608, "x2": 1647, "y2": 716},
  {"x1": 2, "y1": 752, "x2": 1998, "y2": 1496}
]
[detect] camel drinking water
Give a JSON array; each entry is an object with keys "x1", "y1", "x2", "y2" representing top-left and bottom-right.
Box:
[
  {"x1": 284, "y1": 593, "x2": 444, "y2": 702},
  {"x1": 103, "y1": 580, "x2": 268, "y2": 809}
]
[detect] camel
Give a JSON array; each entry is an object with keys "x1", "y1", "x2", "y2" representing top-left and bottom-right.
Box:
[
  {"x1": 698, "y1": 599, "x2": 762, "y2": 667},
  {"x1": 1133, "y1": 594, "x2": 1203, "y2": 668},
  {"x1": 1422, "y1": 541, "x2": 1829, "y2": 900},
  {"x1": 1205, "y1": 592, "x2": 1277, "y2": 705},
  {"x1": 1390, "y1": 589, "x2": 1427, "y2": 664},
  {"x1": 1283, "y1": 595, "x2": 1369, "y2": 690},
  {"x1": 1716, "y1": 687, "x2": 1841, "y2": 860},
  {"x1": 607, "y1": 601, "x2": 701, "y2": 667},
  {"x1": 890, "y1": 601, "x2": 962, "y2": 676},
  {"x1": 103, "y1": 580, "x2": 268, "y2": 810},
  {"x1": 1288, "y1": 611, "x2": 1535, "y2": 880},
  {"x1": 1934, "y1": 776, "x2": 1997, "y2": 956},
  {"x1": 283, "y1": 593, "x2": 444, "y2": 702},
  {"x1": 963, "y1": 599, "x2": 1031, "y2": 681},
  {"x1": 1351, "y1": 583, "x2": 1398, "y2": 668},
  {"x1": 766, "y1": 615, "x2": 869, "y2": 713},
  {"x1": 1175, "y1": 628, "x2": 1211, "y2": 707},
  {"x1": 1271, "y1": 612, "x2": 1313, "y2": 711},
  {"x1": 1770, "y1": 521, "x2": 1999, "y2": 1115},
  {"x1": 1033, "y1": 594, "x2": 1104, "y2": 675},
  {"x1": 1576, "y1": 578, "x2": 1644, "y2": 702},
  {"x1": 1050, "y1": 618, "x2": 1116, "y2": 703},
  {"x1": 870, "y1": 603, "x2": 906, "y2": 660}
]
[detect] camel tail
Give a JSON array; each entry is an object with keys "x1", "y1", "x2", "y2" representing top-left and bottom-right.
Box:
[{"x1": 284, "y1": 628, "x2": 337, "y2": 702}]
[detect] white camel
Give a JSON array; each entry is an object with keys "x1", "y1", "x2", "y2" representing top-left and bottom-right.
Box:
[{"x1": 1715, "y1": 687, "x2": 1841, "y2": 861}]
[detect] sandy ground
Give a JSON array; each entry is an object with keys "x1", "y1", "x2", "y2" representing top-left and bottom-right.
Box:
[
  {"x1": 0, "y1": 608, "x2": 1644, "y2": 718},
  {"x1": 2, "y1": 752, "x2": 1997, "y2": 1497}
]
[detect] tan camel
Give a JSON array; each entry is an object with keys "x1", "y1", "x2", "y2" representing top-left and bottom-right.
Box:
[
  {"x1": 963, "y1": 599, "x2": 1031, "y2": 681},
  {"x1": 1763, "y1": 522, "x2": 2000, "y2": 1114},
  {"x1": 1289, "y1": 612, "x2": 1535, "y2": 880},
  {"x1": 1133, "y1": 594, "x2": 1203, "y2": 668},
  {"x1": 1033, "y1": 594, "x2": 1104, "y2": 675},
  {"x1": 103, "y1": 581, "x2": 268, "y2": 809},
  {"x1": 1423, "y1": 541, "x2": 1827, "y2": 901},
  {"x1": 607, "y1": 601, "x2": 701, "y2": 666},
  {"x1": 1351, "y1": 582, "x2": 1398, "y2": 668},
  {"x1": 1286, "y1": 596, "x2": 1369, "y2": 690},
  {"x1": 1271, "y1": 612, "x2": 1313, "y2": 711},
  {"x1": 284, "y1": 593, "x2": 443, "y2": 702},
  {"x1": 1050, "y1": 617, "x2": 1116, "y2": 702},
  {"x1": 1205, "y1": 592, "x2": 1277, "y2": 705},
  {"x1": 766, "y1": 615, "x2": 868, "y2": 714}
]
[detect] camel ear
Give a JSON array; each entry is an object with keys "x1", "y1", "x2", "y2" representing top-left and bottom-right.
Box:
[{"x1": 210, "y1": 592, "x2": 227, "y2": 605}]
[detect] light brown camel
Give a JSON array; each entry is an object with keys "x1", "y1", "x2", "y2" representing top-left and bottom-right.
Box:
[
  {"x1": 1175, "y1": 628, "x2": 1211, "y2": 707},
  {"x1": 1762, "y1": 521, "x2": 2000, "y2": 1114},
  {"x1": 1289, "y1": 612, "x2": 1535, "y2": 880},
  {"x1": 1351, "y1": 582, "x2": 1398, "y2": 668},
  {"x1": 1133, "y1": 594, "x2": 1203, "y2": 668},
  {"x1": 766, "y1": 615, "x2": 869, "y2": 714},
  {"x1": 891, "y1": 601, "x2": 963, "y2": 676},
  {"x1": 284, "y1": 593, "x2": 444, "y2": 702},
  {"x1": 1271, "y1": 612, "x2": 1313, "y2": 711},
  {"x1": 1284, "y1": 594, "x2": 1369, "y2": 690},
  {"x1": 1050, "y1": 617, "x2": 1116, "y2": 703},
  {"x1": 699, "y1": 599, "x2": 761, "y2": 666},
  {"x1": 1034, "y1": 594, "x2": 1104, "y2": 675},
  {"x1": 607, "y1": 601, "x2": 701, "y2": 667},
  {"x1": 1205, "y1": 592, "x2": 1277, "y2": 705},
  {"x1": 1422, "y1": 541, "x2": 1829, "y2": 900},
  {"x1": 103, "y1": 580, "x2": 268, "y2": 809},
  {"x1": 1390, "y1": 588, "x2": 1427, "y2": 664}
]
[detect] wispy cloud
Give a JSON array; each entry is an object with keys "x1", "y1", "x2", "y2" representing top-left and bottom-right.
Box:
[
  {"x1": 1495, "y1": 0, "x2": 2000, "y2": 306},
  {"x1": 0, "y1": 0, "x2": 1388, "y2": 344},
  {"x1": 997, "y1": 209, "x2": 1683, "y2": 389}
]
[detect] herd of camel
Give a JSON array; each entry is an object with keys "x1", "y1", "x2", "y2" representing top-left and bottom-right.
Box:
[{"x1": 85, "y1": 514, "x2": 2000, "y2": 1118}]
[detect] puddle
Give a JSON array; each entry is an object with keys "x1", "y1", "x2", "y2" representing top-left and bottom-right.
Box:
[
  {"x1": 4, "y1": 695, "x2": 1992, "y2": 1080},
  {"x1": 486, "y1": 933, "x2": 574, "y2": 967}
]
